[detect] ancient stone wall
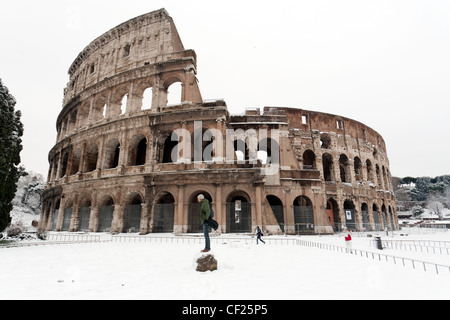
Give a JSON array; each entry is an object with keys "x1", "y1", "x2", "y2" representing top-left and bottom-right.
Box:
[{"x1": 41, "y1": 9, "x2": 397, "y2": 235}]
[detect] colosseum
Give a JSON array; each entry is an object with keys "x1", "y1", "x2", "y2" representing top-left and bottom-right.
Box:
[{"x1": 40, "y1": 9, "x2": 398, "y2": 236}]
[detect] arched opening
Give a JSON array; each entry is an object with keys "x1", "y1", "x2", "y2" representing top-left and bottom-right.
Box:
[
  {"x1": 104, "y1": 139, "x2": 120, "y2": 169},
  {"x1": 302, "y1": 150, "x2": 316, "y2": 169},
  {"x1": 361, "y1": 203, "x2": 369, "y2": 231},
  {"x1": 153, "y1": 192, "x2": 175, "y2": 233},
  {"x1": 382, "y1": 204, "x2": 389, "y2": 230},
  {"x1": 62, "y1": 200, "x2": 73, "y2": 231},
  {"x1": 128, "y1": 135, "x2": 147, "y2": 166},
  {"x1": 120, "y1": 94, "x2": 127, "y2": 115},
  {"x1": 376, "y1": 164, "x2": 382, "y2": 187},
  {"x1": 354, "y1": 157, "x2": 362, "y2": 181},
  {"x1": 344, "y1": 200, "x2": 356, "y2": 231},
  {"x1": 322, "y1": 153, "x2": 334, "y2": 182},
  {"x1": 258, "y1": 138, "x2": 279, "y2": 165},
  {"x1": 193, "y1": 127, "x2": 214, "y2": 162},
  {"x1": 388, "y1": 206, "x2": 394, "y2": 230},
  {"x1": 60, "y1": 152, "x2": 69, "y2": 178},
  {"x1": 372, "y1": 204, "x2": 380, "y2": 231},
  {"x1": 52, "y1": 200, "x2": 61, "y2": 231},
  {"x1": 188, "y1": 191, "x2": 213, "y2": 233},
  {"x1": 366, "y1": 160, "x2": 374, "y2": 182},
  {"x1": 98, "y1": 195, "x2": 114, "y2": 232},
  {"x1": 142, "y1": 87, "x2": 153, "y2": 110},
  {"x1": 78, "y1": 101, "x2": 90, "y2": 127},
  {"x1": 136, "y1": 138, "x2": 147, "y2": 166},
  {"x1": 266, "y1": 195, "x2": 284, "y2": 232},
  {"x1": 226, "y1": 191, "x2": 251, "y2": 233},
  {"x1": 320, "y1": 133, "x2": 331, "y2": 149},
  {"x1": 78, "y1": 197, "x2": 91, "y2": 231},
  {"x1": 69, "y1": 148, "x2": 81, "y2": 175},
  {"x1": 339, "y1": 154, "x2": 351, "y2": 183},
  {"x1": 92, "y1": 95, "x2": 107, "y2": 121},
  {"x1": 162, "y1": 133, "x2": 178, "y2": 163},
  {"x1": 68, "y1": 109, "x2": 77, "y2": 132},
  {"x1": 234, "y1": 139, "x2": 248, "y2": 163},
  {"x1": 326, "y1": 198, "x2": 339, "y2": 231},
  {"x1": 293, "y1": 196, "x2": 314, "y2": 234},
  {"x1": 123, "y1": 193, "x2": 142, "y2": 233},
  {"x1": 167, "y1": 82, "x2": 182, "y2": 105},
  {"x1": 382, "y1": 166, "x2": 388, "y2": 190},
  {"x1": 84, "y1": 143, "x2": 98, "y2": 172}
]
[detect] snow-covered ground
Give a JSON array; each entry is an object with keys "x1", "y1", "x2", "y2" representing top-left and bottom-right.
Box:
[{"x1": 1, "y1": 229, "x2": 449, "y2": 300}]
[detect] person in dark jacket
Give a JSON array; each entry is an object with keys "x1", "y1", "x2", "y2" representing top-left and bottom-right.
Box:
[
  {"x1": 256, "y1": 226, "x2": 265, "y2": 244},
  {"x1": 198, "y1": 194, "x2": 211, "y2": 252}
]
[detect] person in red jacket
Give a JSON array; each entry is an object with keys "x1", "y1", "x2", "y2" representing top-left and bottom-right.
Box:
[{"x1": 344, "y1": 229, "x2": 352, "y2": 253}]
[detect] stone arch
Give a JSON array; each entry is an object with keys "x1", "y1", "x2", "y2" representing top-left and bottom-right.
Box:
[
  {"x1": 257, "y1": 137, "x2": 279, "y2": 166},
  {"x1": 128, "y1": 134, "x2": 147, "y2": 166},
  {"x1": 110, "y1": 85, "x2": 129, "y2": 116},
  {"x1": 326, "y1": 198, "x2": 340, "y2": 231},
  {"x1": 69, "y1": 147, "x2": 81, "y2": 175},
  {"x1": 226, "y1": 190, "x2": 252, "y2": 233},
  {"x1": 62, "y1": 199, "x2": 73, "y2": 231},
  {"x1": 51, "y1": 199, "x2": 61, "y2": 231},
  {"x1": 354, "y1": 157, "x2": 362, "y2": 181},
  {"x1": 60, "y1": 151, "x2": 70, "y2": 178},
  {"x1": 320, "y1": 133, "x2": 332, "y2": 149},
  {"x1": 97, "y1": 194, "x2": 114, "y2": 232},
  {"x1": 302, "y1": 150, "x2": 316, "y2": 169},
  {"x1": 372, "y1": 203, "x2": 380, "y2": 230},
  {"x1": 322, "y1": 153, "x2": 335, "y2": 182},
  {"x1": 153, "y1": 192, "x2": 175, "y2": 233},
  {"x1": 91, "y1": 93, "x2": 108, "y2": 122},
  {"x1": 366, "y1": 159, "x2": 374, "y2": 182},
  {"x1": 344, "y1": 199, "x2": 356, "y2": 230},
  {"x1": 78, "y1": 195, "x2": 92, "y2": 231},
  {"x1": 193, "y1": 126, "x2": 216, "y2": 162},
  {"x1": 167, "y1": 82, "x2": 182, "y2": 105},
  {"x1": 361, "y1": 202, "x2": 369, "y2": 230},
  {"x1": 78, "y1": 100, "x2": 91, "y2": 127},
  {"x1": 84, "y1": 143, "x2": 99, "y2": 172},
  {"x1": 142, "y1": 87, "x2": 153, "y2": 110},
  {"x1": 376, "y1": 164, "x2": 382, "y2": 187},
  {"x1": 161, "y1": 132, "x2": 178, "y2": 163},
  {"x1": 339, "y1": 154, "x2": 351, "y2": 183},
  {"x1": 123, "y1": 192, "x2": 144, "y2": 233},
  {"x1": 293, "y1": 195, "x2": 314, "y2": 234},
  {"x1": 104, "y1": 138, "x2": 120, "y2": 169},
  {"x1": 266, "y1": 195, "x2": 284, "y2": 232},
  {"x1": 188, "y1": 190, "x2": 213, "y2": 233}
]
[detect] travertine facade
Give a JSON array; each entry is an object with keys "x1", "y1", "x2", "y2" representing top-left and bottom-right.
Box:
[{"x1": 40, "y1": 9, "x2": 398, "y2": 235}]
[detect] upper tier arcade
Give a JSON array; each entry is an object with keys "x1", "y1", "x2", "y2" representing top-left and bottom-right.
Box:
[{"x1": 59, "y1": 9, "x2": 202, "y2": 135}]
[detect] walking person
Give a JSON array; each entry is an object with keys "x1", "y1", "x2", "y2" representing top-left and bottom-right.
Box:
[
  {"x1": 256, "y1": 226, "x2": 265, "y2": 244},
  {"x1": 344, "y1": 229, "x2": 352, "y2": 253},
  {"x1": 198, "y1": 194, "x2": 211, "y2": 252}
]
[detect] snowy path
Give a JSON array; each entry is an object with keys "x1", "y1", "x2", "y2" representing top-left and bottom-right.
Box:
[{"x1": 1, "y1": 232, "x2": 449, "y2": 300}]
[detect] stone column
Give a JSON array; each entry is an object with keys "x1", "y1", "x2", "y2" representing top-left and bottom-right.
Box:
[
  {"x1": 255, "y1": 183, "x2": 263, "y2": 230},
  {"x1": 139, "y1": 202, "x2": 149, "y2": 234},
  {"x1": 215, "y1": 183, "x2": 222, "y2": 232},
  {"x1": 174, "y1": 184, "x2": 185, "y2": 234}
]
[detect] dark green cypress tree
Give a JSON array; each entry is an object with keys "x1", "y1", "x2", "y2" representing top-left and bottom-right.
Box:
[{"x1": 0, "y1": 78, "x2": 25, "y2": 232}]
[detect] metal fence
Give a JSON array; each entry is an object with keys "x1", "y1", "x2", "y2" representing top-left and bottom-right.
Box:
[
  {"x1": 46, "y1": 233, "x2": 104, "y2": 243},
  {"x1": 296, "y1": 239, "x2": 450, "y2": 275},
  {"x1": 374, "y1": 239, "x2": 450, "y2": 255}
]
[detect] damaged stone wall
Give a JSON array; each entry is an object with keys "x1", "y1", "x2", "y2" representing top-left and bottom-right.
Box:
[{"x1": 41, "y1": 9, "x2": 397, "y2": 236}]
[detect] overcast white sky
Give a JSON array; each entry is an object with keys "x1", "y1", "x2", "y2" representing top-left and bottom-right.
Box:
[{"x1": 1, "y1": 0, "x2": 449, "y2": 178}]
